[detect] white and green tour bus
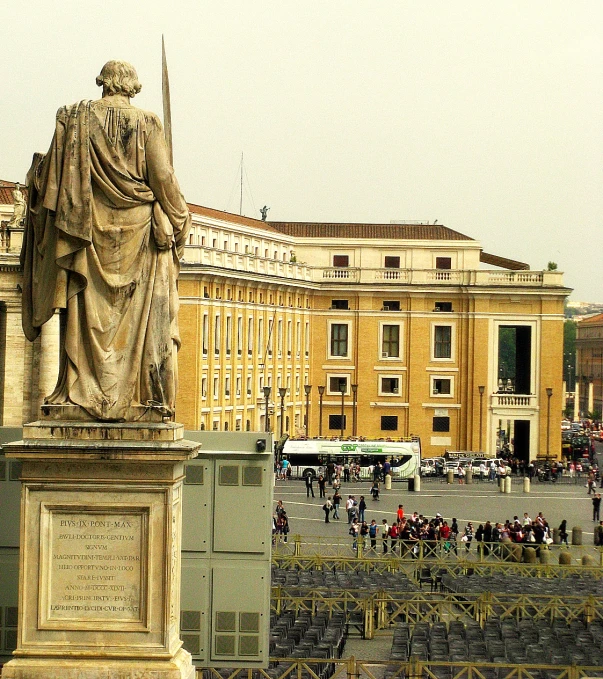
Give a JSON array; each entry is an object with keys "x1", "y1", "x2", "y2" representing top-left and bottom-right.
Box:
[{"x1": 280, "y1": 438, "x2": 421, "y2": 480}]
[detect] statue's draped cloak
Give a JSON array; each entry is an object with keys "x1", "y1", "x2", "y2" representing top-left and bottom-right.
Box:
[{"x1": 21, "y1": 99, "x2": 191, "y2": 420}]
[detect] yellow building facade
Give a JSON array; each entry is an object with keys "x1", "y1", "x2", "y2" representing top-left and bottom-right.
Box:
[
  {"x1": 177, "y1": 206, "x2": 569, "y2": 460},
  {"x1": 0, "y1": 183, "x2": 570, "y2": 460}
]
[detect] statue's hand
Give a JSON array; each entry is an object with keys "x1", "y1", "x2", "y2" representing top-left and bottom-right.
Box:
[{"x1": 151, "y1": 202, "x2": 175, "y2": 250}]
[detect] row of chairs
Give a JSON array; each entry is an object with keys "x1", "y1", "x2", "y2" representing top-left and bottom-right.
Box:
[
  {"x1": 441, "y1": 572, "x2": 603, "y2": 596},
  {"x1": 271, "y1": 566, "x2": 419, "y2": 592},
  {"x1": 388, "y1": 619, "x2": 603, "y2": 668}
]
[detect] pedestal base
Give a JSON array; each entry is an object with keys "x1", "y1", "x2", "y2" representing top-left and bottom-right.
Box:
[
  {"x1": 1, "y1": 421, "x2": 200, "y2": 679},
  {"x1": 2, "y1": 647, "x2": 195, "y2": 678}
]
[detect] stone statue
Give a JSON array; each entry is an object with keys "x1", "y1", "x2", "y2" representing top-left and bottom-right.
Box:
[
  {"x1": 7, "y1": 182, "x2": 25, "y2": 227},
  {"x1": 260, "y1": 205, "x2": 270, "y2": 221},
  {"x1": 21, "y1": 60, "x2": 191, "y2": 421}
]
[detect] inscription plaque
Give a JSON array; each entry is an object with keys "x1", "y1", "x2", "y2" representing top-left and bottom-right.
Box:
[{"x1": 39, "y1": 504, "x2": 149, "y2": 631}]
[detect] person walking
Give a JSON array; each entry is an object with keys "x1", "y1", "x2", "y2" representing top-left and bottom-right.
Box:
[
  {"x1": 358, "y1": 496, "x2": 367, "y2": 523},
  {"x1": 322, "y1": 497, "x2": 333, "y2": 523},
  {"x1": 332, "y1": 489, "x2": 341, "y2": 519},
  {"x1": 368, "y1": 519, "x2": 378, "y2": 551},
  {"x1": 381, "y1": 519, "x2": 390, "y2": 554},
  {"x1": 558, "y1": 519, "x2": 569, "y2": 546},
  {"x1": 305, "y1": 472, "x2": 315, "y2": 498},
  {"x1": 462, "y1": 522, "x2": 473, "y2": 552},
  {"x1": 593, "y1": 493, "x2": 601, "y2": 522},
  {"x1": 346, "y1": 496, "x2": 355, "y2": 524},
  {"x1": 317, "y1": 475, "x2": 326, "y2": 498}
]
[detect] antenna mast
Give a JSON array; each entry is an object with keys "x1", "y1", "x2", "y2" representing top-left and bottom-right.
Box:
[{"x1": 239, "y1": 152, "x2": 243, "y2": 215}]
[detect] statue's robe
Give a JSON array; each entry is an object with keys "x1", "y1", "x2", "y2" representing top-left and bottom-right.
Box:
[{"x1": 21, "y1": 98, "x2": 191, "y2": 421}]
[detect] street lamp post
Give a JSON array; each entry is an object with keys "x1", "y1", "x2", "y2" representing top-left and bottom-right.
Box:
[
  {"x1": 546, "y1": 387, "x2": 553, "y2": 461},
  {"x1": 339, "y1": 383, "x2": 346, "y2": 438},
  {"x1": 478, "y1": 385, "x2": 485, "y2": 452},
  {"x1": 317, "y1": 386, "x2": 325, "y2": 437},
  {"x1": 263, "y1": 386, "x2": 271, "y2": 432},
  {"x1": 304, "y1": 384, "x2": 312, "y2": 438},
  {"x1": 278, "y1": 387, "x2": 287, "y2": 438},
  {"x1": 351, "y1": 384, "x2": 358, "y2": 437}
]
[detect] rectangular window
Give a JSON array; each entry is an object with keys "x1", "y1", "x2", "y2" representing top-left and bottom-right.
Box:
[
  {"x1": 213, "y1": 377, "x2": 219, "y2": 400},
  {"x1": 382, "y1": 300, "x2": 400, "y2": 311},
  {"x1": 296, "y1": 321, "x2": 301, "y2": 357},
  {"x1": 225, "y1": 316, "x2": 232, "y2": 355},
  {"x1": 258, "y1": 318, "x2": 264, "y2": 356},
  {"x1": 201, "y1": 377, "x2": 207, "y2": 399},
  {"x1": 247, "y1": 317, "x2": 253, "y2": 355},
  {"x1": 287, "y1": 320, "x2": 292, "y2": 356},
  {"x1": 384, "y1": 256, "x2": 400, "y2": 268},
  {"x1": 433, "y1": 416, "x2": 450, "y2": 432},
  {"x1": 433, "y1": 378, "x2": 451, "y2": 395},
  {"x1": 236, "y1": 376, "x2": 241, "y2": 396},
  {"x1": 225, "y1": 376, "x2": 230, "y2": 397},
  {"x1": 329, "y1": 376, "x2": 348, "y2": 393},
  {"x1": 434, "y1": 326, "x2": 452, "y2": 359},
  {"x1": 268, "y1": 319, "x2": 274, "y2": 356},
  {"x1": 214, "y1": 315, "x2": 221, "y2": 355},
  {"x1": 277, "y1": 319, "x2": 283, "y2": 355},
  {"x1": 331, "y1": 299, "x2": 349, "y2": 310},
  {"x1": 435, "y1": 257, "x2": 452, "y2": 270},
  {"x1": 434, "y1": 301, "x2": 453, "y2": 312},
  {"x1": 247, "y1": 376, "x2": 252, "y2": 396},
  {"x1": 202, "y1": 314, "x2": 209, "y2": 354},
  {"x1": 329, "y1": 414, "x2": 347, "y2": 430},
  {"x1": 380, "y1": 377, "x2": 399, "y2": 394},
  {"x1": 305, "y1": 322, "x2": 310, "y2": 357},
  {"x1": 330, "y1": 323, "x2": 348, "y2": 357},
  {"x1": 237, "y1": 317, "x2": 243, "y2": 355},
  {"x1": 382, "y1": 325, "x2": 400, "y2": 358},
  {"x1": 333, "y1": 255, "x2": 349, "y2": 267},
  {"x1": 381, "y1": 415, "x2": 398, "y2": 431}
]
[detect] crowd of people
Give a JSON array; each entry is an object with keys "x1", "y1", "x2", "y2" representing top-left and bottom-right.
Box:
[{"x1": 341, "y1": 501, "x2": 572, "y2": 556}]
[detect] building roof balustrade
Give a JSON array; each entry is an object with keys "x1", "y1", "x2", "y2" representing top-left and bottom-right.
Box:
[
  {"x1": 180, "y1": 246, "x2": 565, "y2": 289},
  {"x1": 181, "y1": 245, "x2": 312, "y2": 281}
]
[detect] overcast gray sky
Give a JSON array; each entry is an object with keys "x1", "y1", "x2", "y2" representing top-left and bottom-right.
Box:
[{"x1": 2, "y1": 1, "x2": 601, "y2": 301}]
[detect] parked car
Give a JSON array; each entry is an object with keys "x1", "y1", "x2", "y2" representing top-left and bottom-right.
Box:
[
  {"x1": 420, "y1": 457, "x2": 445, "y2": 476},
  {"x1": 470, "y1": 458, "x2": 497, "y2": 475}
]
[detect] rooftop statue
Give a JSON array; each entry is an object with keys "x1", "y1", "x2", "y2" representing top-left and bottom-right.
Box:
[
  {"x1": 21, "y1": 60, "x2": 191, "y2": 421},
  {"x1": 7, "y1": 183, "x2": 26, "y2": 227}
]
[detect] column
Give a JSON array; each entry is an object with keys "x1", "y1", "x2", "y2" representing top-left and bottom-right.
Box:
[
  {"x1": 573, "y1": 381, "x2": 580, "y2": 422},
  {"x1": 588, "y1": 381, "x2": 594, "y2": 415},
  {"x1": 3, "y1": 303, "x2": 25, "y2": 425}
]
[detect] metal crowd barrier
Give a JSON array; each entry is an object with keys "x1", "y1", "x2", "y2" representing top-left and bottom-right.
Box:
[
  {"x1": 272, "y1": 535, "x2": 603, "y2": 567},
  {"x1": 195, "y1": 658, "x2": 603, "y2": 679},
  {"x1": 269, "y1": 588, "x2": 603, "y2": 638}
]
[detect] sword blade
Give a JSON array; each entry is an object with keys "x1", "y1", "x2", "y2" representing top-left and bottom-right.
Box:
[{"x1": 162, "y1": 35, "x2": 174, "y2": 166}]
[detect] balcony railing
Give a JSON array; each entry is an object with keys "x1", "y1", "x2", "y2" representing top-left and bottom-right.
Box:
[
  {"x1": 181, "y1": 246, "x2": 564, "y2": 289},
  {"x1": 491, "y1": 394, "x2": 538, "y2": 408}
]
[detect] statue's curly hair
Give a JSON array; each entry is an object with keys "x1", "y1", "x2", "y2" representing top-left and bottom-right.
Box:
[{"x1": 96, "y1": 60, "x2": 142, "y2": 98}]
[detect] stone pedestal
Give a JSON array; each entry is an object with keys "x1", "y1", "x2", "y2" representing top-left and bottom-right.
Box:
[{"x1": 1, "y1": 420, "x2": 200, "y2": 679}]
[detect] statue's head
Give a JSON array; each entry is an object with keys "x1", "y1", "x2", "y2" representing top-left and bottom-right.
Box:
[{"x1": 96, "y1": 60, "x2": 142, "y2": 98}]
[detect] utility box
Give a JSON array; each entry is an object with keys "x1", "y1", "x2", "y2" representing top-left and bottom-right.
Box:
[{"x1": 0, "y1": 428, "x2": 273, "y2": 670}]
